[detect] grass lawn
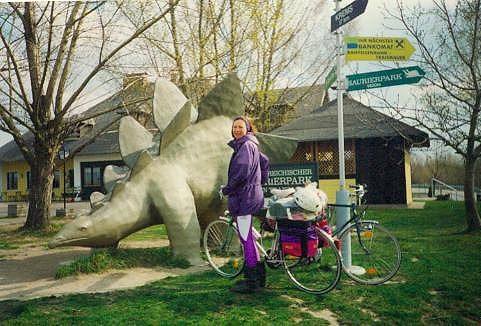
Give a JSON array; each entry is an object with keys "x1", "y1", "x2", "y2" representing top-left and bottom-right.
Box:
[
  {"x1": 1, "y1": 201, "x2": 480, "y2": 325},
  {"x1": 0, "y1": 222, "x2": 64, "y2": 251}
]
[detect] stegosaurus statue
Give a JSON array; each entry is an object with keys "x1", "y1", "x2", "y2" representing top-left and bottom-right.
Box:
[{"x1": 49, "y1": 74, "x2": 297, "y2": 264}]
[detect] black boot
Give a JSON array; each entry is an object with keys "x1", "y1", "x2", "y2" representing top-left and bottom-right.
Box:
[
  {"x1": 231, "y1": 266, "x2": 259, "y2": 293},
  {"x1": 257, "y1": 261, "x2": 266, "y2": 287}
]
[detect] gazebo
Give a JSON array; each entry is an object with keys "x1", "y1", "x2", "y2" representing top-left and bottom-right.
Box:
[{"x1": 271, "y1": 96, "x2": 429, "y2": 205}]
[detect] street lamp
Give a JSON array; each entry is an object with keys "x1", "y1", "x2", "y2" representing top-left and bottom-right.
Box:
[{"x1": 59, "y1": 144, "x2": 69, "y2": 212}]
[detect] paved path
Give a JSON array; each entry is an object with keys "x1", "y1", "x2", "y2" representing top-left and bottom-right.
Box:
[
  {"x1": 0, "y1": 211, "x2": 209, "y2": 302},
  {"x1": 0, "y1": 240, "x2": 209, "y2": 302}
]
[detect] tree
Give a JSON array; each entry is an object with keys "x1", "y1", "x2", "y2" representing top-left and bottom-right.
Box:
[
  {"x1": 0, "y1": 1, "x2": 179, "y2": 230},
  {"x1": 385, "y1": 0, "x2": 481, "y2": 231},
  {"x1": 411, "y1": 145, "x2": 466, "y2": 185},
  {"x1": 120, "y1": 0, "x2": 332, "y2": 131}
]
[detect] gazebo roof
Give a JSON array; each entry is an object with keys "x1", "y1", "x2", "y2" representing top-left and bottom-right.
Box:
[{"x1": 271, "y1": 96, "x2": 429, "y2": 147}]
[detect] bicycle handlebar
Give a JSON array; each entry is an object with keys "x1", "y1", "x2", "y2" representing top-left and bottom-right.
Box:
[{"x1": 349, "y1": 184, "x2": 367, "y2": 191}]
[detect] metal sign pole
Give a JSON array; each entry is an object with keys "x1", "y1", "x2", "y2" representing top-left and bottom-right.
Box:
[{"x1": 333, "y1": 0, "x2": 352, "y2": 269}]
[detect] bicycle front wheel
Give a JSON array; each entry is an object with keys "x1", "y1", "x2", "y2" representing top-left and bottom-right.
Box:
[
  {"x1": 281, "y1": 231, "x2": 342, "y2": 294},
  {"x1": 340, "y1": 222, "x2": 401, "y2": 285},
  {"x1": 203, "y1": 219, "x2": 244, "y2": 278}
]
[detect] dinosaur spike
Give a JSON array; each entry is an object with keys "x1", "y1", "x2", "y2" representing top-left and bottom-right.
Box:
[
  {"x1": 153, "y1": 79, "x2": 189, "y2": 133},
  {"x1": 104, "y1": 165, "x2": 130, "y2": 193},
  {"x1": 256, "y1": 133, "x2": 298, "y2": 164},
  {"x1": 119, "y1": 116, "x2": 154, "y2": 168},
  {"x1": 111, "y1": 181, "x2": 126, "y2": 199},
  {"x1": 130, "y1": 150, "x2": 153, "y2": 178},
  {"x1": 197, "y1": 73, "x2": 244, "y2": 121},
  {"x1": 160, "y1": 100, "x2": 193, "y2": 151},
  {"x1": 90, "y1": 191, "x2": 105, "y2": 211}
]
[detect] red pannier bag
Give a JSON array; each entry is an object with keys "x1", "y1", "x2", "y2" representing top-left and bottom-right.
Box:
[{"x1": 277, "y1": 219, "x2": 318, "y2": 258}]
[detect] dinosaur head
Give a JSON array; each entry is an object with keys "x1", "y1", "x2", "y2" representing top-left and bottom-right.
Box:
[{"x1": 48, "y1": 210, "x2": 118, "y2": 248}]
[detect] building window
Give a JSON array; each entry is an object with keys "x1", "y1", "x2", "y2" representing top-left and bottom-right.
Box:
[
  {"x1": 92, "y1": 167, "x2": 101, "y2": 186},
  {"x1": 53, "y1": 170, "x2": 60, "y2": 188},
  {"x1": 83, "y1": 167, "x2": 101, "y2": 186},
  {"x1": 84, "y1": 167, "x2": 92, "y2": 186},
  {"x1": 7, "y1": 172, "x2": 18, "y2": 190},
  {"x1": 290, "y1": 141, "x2": 356, "y2": 178},
  {"x1": 26, "y1": 171, "x2": 31, "y2": 189}
]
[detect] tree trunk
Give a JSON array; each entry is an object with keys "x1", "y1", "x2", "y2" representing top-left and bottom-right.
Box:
[
  {"x1": 23, "y1": 150, "x2": 56, "y2": 230},
  {"x1": 464, "y1": 158, "x2": 481, "y2": 232}
]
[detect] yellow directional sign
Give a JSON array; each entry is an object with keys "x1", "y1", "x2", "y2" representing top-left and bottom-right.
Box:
[{"x1": 344, "y1": 36, "x2": 415, "y2": 61}]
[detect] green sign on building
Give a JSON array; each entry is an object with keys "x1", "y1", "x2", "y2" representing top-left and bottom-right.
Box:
[
  {"x1": 346, "y1": 66, "x2": 425, "y2": 91},
  {"x1": 264, "y1": 163, "x2": 319, "y2": 194}
]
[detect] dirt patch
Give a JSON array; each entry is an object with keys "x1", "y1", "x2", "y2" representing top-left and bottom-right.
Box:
[
  {"x1": 0, "y1": 240, "x2": 208, "y2": 302},
  {"x1": 281, "y1": 294, "x2": 340, "y2": 325}
]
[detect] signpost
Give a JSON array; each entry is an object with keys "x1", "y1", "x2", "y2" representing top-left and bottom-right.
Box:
[
  {"x1": 331, "y1": 0, "x2": 368, "y2": 32},
  {"x1": 345, "y1": 36, "x2": 415, "y2": 61},
  {"x1": 324, "y1": 66, "x2": 337, "y2": 91},
  {"x1": 329, "y1": 0, "x2": 421, "y2": 276},
  {"x1": 346, "y1": 66, "x2": 425, "y2": 91},
  {"x1": 331, "y1": 0, "x2": 370, "y2": 272}
]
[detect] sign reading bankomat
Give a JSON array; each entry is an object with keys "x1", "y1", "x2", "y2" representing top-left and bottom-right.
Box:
[{"x1": 267, "y1": 163, "x2": 319, "y2": 188}]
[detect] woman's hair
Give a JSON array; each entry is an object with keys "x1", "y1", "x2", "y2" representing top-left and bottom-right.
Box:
[{"x1": 232, "y1": 116, "x2": 257, "y2": 137}]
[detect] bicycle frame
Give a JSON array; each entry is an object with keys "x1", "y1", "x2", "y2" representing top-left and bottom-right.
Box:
[
  {"x1": 327, "y1": 203, "x2": 379, "y2": 255},
  {"x1": 207, "y1": 212, "x2": 344, "y2": 294}
]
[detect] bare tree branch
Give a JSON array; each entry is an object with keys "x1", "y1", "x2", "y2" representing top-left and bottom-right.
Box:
[{"x1": 61, "y1": 0, "x2": 180, "y2": 115}]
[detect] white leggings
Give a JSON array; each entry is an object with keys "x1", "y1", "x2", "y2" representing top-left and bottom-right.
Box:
[{"x1": 236, "y1": 214, "x2": 260, "y2": 268}]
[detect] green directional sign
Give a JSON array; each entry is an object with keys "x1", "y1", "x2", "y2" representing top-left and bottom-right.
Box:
[
  {"x1": 324, "y1": 66, "x2": 337, "y2": 90},
  {"x1": 346, "y1": 66, "x2": 425, "y2": 91}
]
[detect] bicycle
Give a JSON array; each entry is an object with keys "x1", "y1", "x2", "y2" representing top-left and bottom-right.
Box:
[
  {"x1": 203, "y1": 210, "x2": 342, "y2": 294},
  {"x1": 327, "y1": 184, "x2": 402, "y2": 285}
]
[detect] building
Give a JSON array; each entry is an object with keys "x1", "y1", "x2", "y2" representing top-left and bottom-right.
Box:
[
  {"x1": 271, "y1": 96, "x2": 430, "y2": 204},
  {"x1": 0, "y1": 74, "x2": 155, "y2": 202}
]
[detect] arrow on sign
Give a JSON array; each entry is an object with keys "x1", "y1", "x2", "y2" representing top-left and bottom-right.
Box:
[
  {"x1": 331, "y1": 0, "x2": 368, "y2": 32},
  {"x1": 345, "y1": 36, "x2": 415, "y2": 61},
  {"x1": 346, "y1": 66, "x2": 425, "y2": 91}
]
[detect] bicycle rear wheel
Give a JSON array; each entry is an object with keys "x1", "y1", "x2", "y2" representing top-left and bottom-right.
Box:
[
  {"x1": 203, "y1": 219, "x2": 244, "y2": 278},
  {"x1": 340, "y1": 222, "x2": 401, "y2": 285},
  {"x1": 281, "y1": 231, "x2": 342, "y2": 294}
]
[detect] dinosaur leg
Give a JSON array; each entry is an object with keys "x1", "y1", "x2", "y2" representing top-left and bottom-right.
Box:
[{"x1": 152, "y1": 181, "x2": 203, "y2": 266}]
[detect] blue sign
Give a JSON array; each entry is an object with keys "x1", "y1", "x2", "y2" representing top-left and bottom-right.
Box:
[{"x1": 331, "y1": 0, "x2": 368, "y2": 32}]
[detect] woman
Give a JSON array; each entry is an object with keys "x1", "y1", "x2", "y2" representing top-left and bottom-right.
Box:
[{"x1": 221, "y1": 116, "x2": 269, "y2": 293}]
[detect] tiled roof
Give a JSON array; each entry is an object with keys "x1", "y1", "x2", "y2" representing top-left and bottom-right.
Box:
[{"x1": 271, "y1": 96, "x2": 429, "y2": 146}]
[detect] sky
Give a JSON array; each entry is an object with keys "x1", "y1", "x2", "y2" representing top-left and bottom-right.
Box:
[{"x1": 0, "y1": 0, "x2": 459, "y2": 148}]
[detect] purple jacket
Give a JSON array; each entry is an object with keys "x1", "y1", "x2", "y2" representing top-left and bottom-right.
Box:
[{"x1": 222, "y1": 133, "x2": 269, "y2": 216}]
